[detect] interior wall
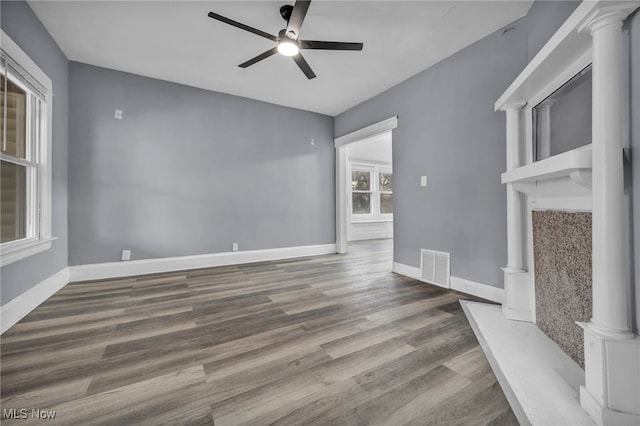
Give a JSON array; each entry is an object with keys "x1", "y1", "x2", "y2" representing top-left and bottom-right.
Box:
[
  {"x1": 334, "y1": 1, "x2": 579, "y2": 288},
  {"x1": 524, "y1": 1, "x2": 581, "y2": 61},
  {"x1": 0, "y1": 1, "x2": 69, "y2": 305},
  {"x1": 68, "y1": 62, "x2": 335, "y2": 265},
  {"x1": 629, "y1": 9, "x2": 639, "y2": 332},
  {"x1": 335, "y1": 21, "x2": 526, "y2": 287}
]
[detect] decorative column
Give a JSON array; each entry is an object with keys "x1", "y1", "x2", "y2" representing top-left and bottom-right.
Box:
[
  {"x1": 504, "y1": 105, "x2": 525, "y2": 271},
  {"x1": 536, "y1": 100, "x2": 555, "y2": 160},
  {"x1": 578, "y1": 4, "x2": 640, "y2": 425},
  {"x1": 501, "y1": 103, "x2": 533, "y2": 322}
]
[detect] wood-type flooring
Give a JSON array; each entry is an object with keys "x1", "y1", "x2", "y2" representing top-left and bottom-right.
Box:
[{"x1": 1, "y1": 240, "x2": 518, "y2": 425}]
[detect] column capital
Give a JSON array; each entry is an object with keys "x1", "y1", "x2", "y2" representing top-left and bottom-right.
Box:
[
  {"x1": 537, "y1": 99, "x2": 556, "y2": 109},
  {"x1": 578, "y1": 2, "x2": 639, "y2": 34},
  {"x1": 500, "y1": 102, "x2": 526, "y2": 112}
]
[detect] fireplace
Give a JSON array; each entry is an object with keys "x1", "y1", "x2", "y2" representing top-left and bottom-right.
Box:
[
  {"x1": 480, "y1": 1, "x2": 640, "y2": 424},
  {"x1": 532, "y1": 210, "x2": 592, "y2": 368}
]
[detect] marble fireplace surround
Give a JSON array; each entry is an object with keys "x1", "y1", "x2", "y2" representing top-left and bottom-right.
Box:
[
  {"x1": 532, "y1": 210, "x2": 592, "y2": 369},
  {"x1": 463, "y1": 2, "x2": 640, "y2": 425}
]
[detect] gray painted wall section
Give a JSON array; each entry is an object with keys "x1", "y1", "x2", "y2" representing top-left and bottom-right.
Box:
[
  {"x1": 68, "y1": 63, "x2": 334, "y2": 265},
  {"x1": 525, "y1": 1, "x2": 581, "y2": 61},
  {"x1": 629, "y1": 9, "x2": 639, "y2": 332},
  {"x1": 336, "y1": 21, "x2": 528, "y2": 287},
  {"x1": 334, "y1": 1, "x2": 579, "y2": 288},
  {"x1": 0, "y1": 1, "x2": 69, "y2": 305}
]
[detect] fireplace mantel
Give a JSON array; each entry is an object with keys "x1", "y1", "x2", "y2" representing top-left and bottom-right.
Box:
[
  {"x1": 475, "y1": 1, "x2": 640, "y2": 425},
  {"x1": 502, "y1": 145, "x2": 593, "y2": 209},
  {"x1": 501, "y1": 145, "x2": 591, "y2": 187}
]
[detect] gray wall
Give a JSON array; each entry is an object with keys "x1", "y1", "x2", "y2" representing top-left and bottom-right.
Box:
[
  {"x1": 334, "y1": 0, "x2": 579, "y2": 288},
  {"x1": 525, "y1": 1, "x2": 581, "y2": 61},
  {"x1": 0, "y1": 1, "x2": 69, "y2": 305},
  {"x1": 629, "y1": 9, "x2": 639, "y2": 332},
  {"x1": 68, "y1": 63, "x2": 335, "y2": 265}
]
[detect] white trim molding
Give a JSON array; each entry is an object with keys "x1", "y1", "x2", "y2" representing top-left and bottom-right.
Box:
[
  {"x1": 450, "y1": 276, "x2": 504, "y2": 304},
  {"x1": 0, "y1": 237, "x2": 56, "y2": 267},
  {"x1": 69, "y1": 243, "x2": 337, "y2": 282},
  {"x1": 334, "y1": 116, "x2": 398, "y2": 148},
  {"x1": 1, "y1": 267, "x2": 68, "y2": 334},
  {"x1": 392, "y1": 262, "x2": 421, "y2": 280},
  {"x1": 392, "y1": 262, "x2": 504, "y2": 304}
]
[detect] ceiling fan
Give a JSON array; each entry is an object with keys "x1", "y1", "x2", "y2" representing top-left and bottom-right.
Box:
[{"x1": 207, "y1": 0, "x2": 364, "y2": 80}]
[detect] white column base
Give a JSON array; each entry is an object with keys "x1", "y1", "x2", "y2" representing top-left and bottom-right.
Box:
[
  {"x1": 502, "y1": 268, "x2": 534, "y2": 322},
  {"x1": 578, "y1": 322, "x2": 640, "y2": 425}
]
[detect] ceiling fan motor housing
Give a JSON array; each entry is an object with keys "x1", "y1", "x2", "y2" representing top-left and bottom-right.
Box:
[{"x1": 280, "y1": 5, "x2": 294, "y2": 22}]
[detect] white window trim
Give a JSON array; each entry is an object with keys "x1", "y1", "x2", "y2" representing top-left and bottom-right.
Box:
[
  {"x1": 0, "y1": 30, "x2": 54, "y2": 267},
  {"x1": 349, "y1": 160, "x2": 393, "y2": 223}
]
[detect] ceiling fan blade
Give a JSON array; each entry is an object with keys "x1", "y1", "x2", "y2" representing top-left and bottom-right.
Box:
[
  {"x1": 292, "y1": 53, "x2": 316, "y2": 79},
  {"x1": 299, "y1": 40, "x2": 364, "y2": 51},
  {"x1": 285, "y1": 0, "x2": 311, "y2": 40},
  {"x1": 239, "y1": 47, "x2": 279, "y2": 68},
  {"x1": 208, "y1": 12, "x2": 278, "y2": 42}
]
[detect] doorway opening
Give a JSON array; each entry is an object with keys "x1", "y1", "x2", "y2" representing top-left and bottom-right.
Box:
[{"x1": 334, "y1": 116, "x2": 397, "y2": 256}]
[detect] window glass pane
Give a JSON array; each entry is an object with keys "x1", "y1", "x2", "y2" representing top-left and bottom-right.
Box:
[
  {"x1": 1, "y1": 160, "x2": 27, "y2": 243},
  {"x1": 380, "y1": 173, "x2": 392, "y2": 192},
  {"x1": 352, "y1": 171, "x2": 371, "y2": 191},
  {"x1": 380, "y1": 194, "x2": 393, "y2": 214},
  {"x1": 1, "y1": 74, "x2": 28, "y2": 159},
  {"x1": 352, "y1": 193, "x2": 371, "y2": 214}
]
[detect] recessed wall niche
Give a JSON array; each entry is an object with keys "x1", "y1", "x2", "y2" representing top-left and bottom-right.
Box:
[
  {"x1": 532, "y1": 210, "x2": 592, "y2": 368},
  {"x1": 533, "y1": 66, "x2": 592, "y2": 161}
]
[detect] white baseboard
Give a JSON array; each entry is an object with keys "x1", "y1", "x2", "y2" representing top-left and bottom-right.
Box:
[
  {"x1": 3, "y1": 248, "x2": 501, "y2": 335},
  {"x1": 69, "y1": 243, "x2": 337, "y2": 282},
  {"x1": 392, "y1": 262, "x2": 504, "y2": 304},
  {"x1": 450, "y1": 276, "x2": 504, "y2": 304},
  {"x1": 392, "y1": 262, "x2": 421, "y2": 280},
  {"x1": 1, "y1": 267, "x2": 69, "y2": 334}
]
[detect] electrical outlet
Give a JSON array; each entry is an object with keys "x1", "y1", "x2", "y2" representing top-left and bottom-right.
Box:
[
  {"x1": 121, "y1": 249, "x2": 131, "y2": 261},
  {"x1": 114, "y1": 109, "x2": 123, "y2": 120},
  {"x1": 232, "y1": 243, "x2": 238, "y2": 252}
]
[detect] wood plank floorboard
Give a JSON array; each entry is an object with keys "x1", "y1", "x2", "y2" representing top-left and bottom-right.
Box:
[{"x1": 1, "y1": 239, "x2": 517, "y2": 425}]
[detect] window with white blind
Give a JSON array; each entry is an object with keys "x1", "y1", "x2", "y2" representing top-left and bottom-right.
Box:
[
  {"x1": 350, "y1": 162, "x2": 392, "y2": 220},
  {"x1": 0, "y1": 31, "x2": 54, "y2": 267}
]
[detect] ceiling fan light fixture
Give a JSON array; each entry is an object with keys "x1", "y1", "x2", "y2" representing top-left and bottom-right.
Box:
[{"x1": 277, "y1": 40, "x2": 299, "y2": 56}]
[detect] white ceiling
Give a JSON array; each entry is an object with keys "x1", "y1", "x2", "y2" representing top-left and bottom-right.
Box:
[{"x1": 28, "y1": 1, "x2": 532, "y2": 116}]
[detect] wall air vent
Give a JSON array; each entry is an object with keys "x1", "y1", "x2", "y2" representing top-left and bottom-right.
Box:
[{"x1": 420, "y1": 249, "x2": 450, "y2": 289}]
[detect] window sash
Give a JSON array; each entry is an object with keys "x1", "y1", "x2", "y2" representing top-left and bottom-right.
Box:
[
  {"x1": 1, "y1": 59, "x2": 43, "y2": 244},
  {"x1": 350, "y1": 164, "x2": 392, "y2": 218}
]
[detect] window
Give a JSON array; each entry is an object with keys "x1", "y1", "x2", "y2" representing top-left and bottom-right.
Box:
[
  {"x1": 350, "y1": 163, "x2": 392, "y2": 219},
  {"x1": 379, "y1": 172, "x2": 393, "y2": 214},
  {"x1": 352, "y1": 170, "x2": 372, "y2": 214},
  {"x1": 0, "y1": 31, "x2": 53, "y2": 267}
]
